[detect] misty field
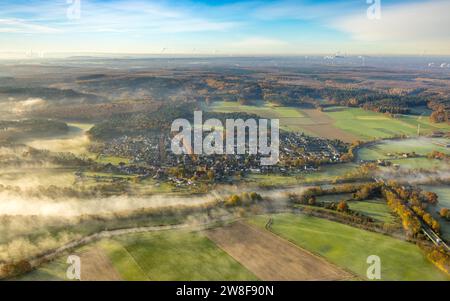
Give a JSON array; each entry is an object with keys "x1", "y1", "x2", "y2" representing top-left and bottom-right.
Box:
[
  {"x1": 24, "y1": 123, "x2": 93, "y2": 155},
  {"x1": 324, "y1": 107, "x2": 450, "y2": 141},
  {"x1": 249, "y1": 213, "x2": 449, "y2": 280},
  {"x1": 387, "y1": 158, "x2": 449, "y2": 170},
  {"x1": 0, "y1": 168, "x2": 76, "y2": 188},
  {"x1": 358, "y1": 138, "x2": 450, "y2": 161}
]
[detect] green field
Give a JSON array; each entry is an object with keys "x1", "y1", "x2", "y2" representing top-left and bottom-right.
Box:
[
  {"x1": 247, "y1": 163, "x2": 361, "y2": 187},
  {"x1": 308, "y1": 195, "x2": 398, "y2": 224},
  {"x1": 208, "y1": 101, "x2": 314, "y2": 133},
  {"x1": 316, "y1": 193, "x2": 354, "y2": 203},
  {"x1": 19, "y1": 229, "x2": 258, "y2": 281},
  {"x1": 294, "y1": 199, "x2": 396, "y2": 225},
  {"x1": 209, "y1": 101, "x2": 304, "y2": 118},
  {"x1": 94, "y1": 155, "x2": 130, "y2": 165},
  {"x1": 99, "y1": 240, "x2": 150, "y2": 280},
  {"x1": 249, "y1": 213, "x2": 449, "y2": 280},
  {"x1": 102, "y1": 230, "x2": 258, "y2": 281},
  {"x1": 324, "y1": 106, "x2": 450, "y2": 141},
  {"x1": 358, "y1": 138, "x2": 450, "y2": 161},
  {"x1": 300, "y1": 163, "x2": 362, "y2": 183},
  {"x1": 349, "y1": 199, "x2": 396, "y2": 224}
]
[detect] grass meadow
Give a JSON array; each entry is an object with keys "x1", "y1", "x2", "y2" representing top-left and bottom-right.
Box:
[
  {"x1": 249, "y1": 213, "x2": 449, "y2": 280},
  {"x1": 102, "y1": 230, "x2": 258, "y2": 281},
  {"x1": 18, "y1": 230, "x2": 258, "y2": 281},
  {"x1": 348, "y1": 199, "x2": 396, "y2": 224},
  {"x1": 324, "y1": 107, "x2": 450, "y2": 141}
]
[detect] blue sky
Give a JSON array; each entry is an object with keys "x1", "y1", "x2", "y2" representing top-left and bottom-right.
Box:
[{"x1": 0, "y1": 0, "x2": 449, "y2": 56}]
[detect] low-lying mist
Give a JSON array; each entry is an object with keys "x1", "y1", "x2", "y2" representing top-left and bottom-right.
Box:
[
  {"x1": 24, "y1": 124, "x2": 91, "y2": 155},
  {"x1": 0, "y1": 192, "x2": 216, "y2": 217},
  {"x1": 0, "y1": 181, "x2": 302, "y2": 217},
  {"x1": 376, "y1": 168, "x2": 450, "y2": 185},
  {"x1": 0, "y1": 168, "x2": 76, "y2": 188}
]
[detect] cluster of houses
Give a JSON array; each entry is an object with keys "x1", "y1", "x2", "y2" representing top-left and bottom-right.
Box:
[
  {"x1": 94, "y1": 132, "x2": 348, "y2": 186},
  {"x1": 280, "y1": 132, "x2": 346, "y2": 165}
]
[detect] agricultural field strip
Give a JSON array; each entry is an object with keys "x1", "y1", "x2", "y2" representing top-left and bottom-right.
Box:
[
  {"x1": 249, "y1": 221, "x2": 357, "y2": 280},
  {"x1": 206, "y1": 221, "x2": 353, "y2": 280},
  {"x1": 114, "y1": 243, "x2": 150, "y2": 281},
  {"x1": 249, "y1": 214, "x2": 450, "y2": 280},
  {"x1": 209, "y1": 102, "x2": 358, "y2": 142},
  {"x1": 78, "y1": 247, "x2": 122, "y2": 281}
]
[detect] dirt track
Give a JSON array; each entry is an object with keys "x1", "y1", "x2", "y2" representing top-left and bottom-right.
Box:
[
  {"x1": 206, "y1": 221, "x2": 352, "y2": 280},
  {"x1": 79, "y1": 247, "x2": 122, "y2": 281}
]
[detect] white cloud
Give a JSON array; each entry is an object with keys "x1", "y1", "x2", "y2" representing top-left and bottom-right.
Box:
[
  {"x1": 333, "y1": 0, "x2": 450, "y2": 42},
  {"x1": 0, "y1": 18, "x2": 61, "y2": 33}
]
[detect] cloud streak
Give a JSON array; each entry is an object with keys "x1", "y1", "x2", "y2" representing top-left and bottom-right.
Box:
[
  {"x1": 0, "y1": 0, "x2": 238, "y2": 34},
  {"x1": 0, "y1": 18, "x2": 61, "y2": 33}
]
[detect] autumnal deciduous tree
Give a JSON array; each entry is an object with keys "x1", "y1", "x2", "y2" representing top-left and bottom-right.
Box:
[
  {"x1": 423, "y1": 191, "x2": 439, "y2": 205},
  {"x1": 439, "y1": 208, "x2": 450, "y2": 220},
  {"x1": 337, "y1": 200, "x2": 349, "y2": 212},
  {"x1": 430, "y1": 108, "x2": 448, "y2": 123}
]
